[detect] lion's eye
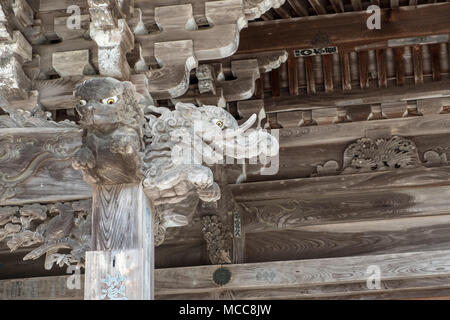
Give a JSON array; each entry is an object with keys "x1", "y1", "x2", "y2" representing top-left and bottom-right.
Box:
[
  {"x1": 102, "y1": 96, "x2": 118, "y2": 105},
  {"x1": 216, "y1": 120, "x2": 224, "y2": 128},
  {"x1": 79, "y1": 99, "x2": 87, "y2": 106}
]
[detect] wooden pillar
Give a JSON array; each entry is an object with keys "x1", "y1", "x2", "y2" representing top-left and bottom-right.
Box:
[
  {"x1": 71, "y1": 77, "x2": 154, "y2": 300},
  {"x1": 85, "y1": 184, "x2": 154, "y2": 300}
]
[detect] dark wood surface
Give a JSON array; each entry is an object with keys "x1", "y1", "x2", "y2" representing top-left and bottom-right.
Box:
[{"x1": 237, "y1": 4, "x2": 450, "y2": 53}]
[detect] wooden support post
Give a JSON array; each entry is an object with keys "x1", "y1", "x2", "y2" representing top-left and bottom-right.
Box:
[
  {"x1": 85, "y1": 184, "x2": 154, "y2": 300},
  {"x1": 71, "y1": 78, "x2": 154, "y2": 300}
]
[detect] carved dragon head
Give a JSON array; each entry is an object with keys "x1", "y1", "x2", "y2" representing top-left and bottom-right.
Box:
[{"x1": 143, "y1": 102, "x2": 279, "y2": 234}]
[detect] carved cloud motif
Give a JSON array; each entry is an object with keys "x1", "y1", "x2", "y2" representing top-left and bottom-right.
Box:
[{"x1": 316, "y1": 136, "x2": 426, "y2": 176}]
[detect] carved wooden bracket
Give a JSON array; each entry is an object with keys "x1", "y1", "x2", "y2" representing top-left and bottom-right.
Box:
[
  {"x1": 52, "y1": 49, "x2": 95, "y2": 77},
  {"x1": 144, "y1": 40, "x2": 198, "y2": 100},
  {"x1": 243, "y1": 0, "x2": 286, "y2": 20},
  {"x1": 133, "y1": 1, "x2": 245, "y2": 99},
  {"x1": 0, "y1": 2, "x2": 32, "y2": 101},
  {"x1": 174, "y1": 51, "x2": 287, "y2": 107},
  {"x1": 201, "y1": 215, "x2": 232, "y2": 264},
  {"x1": 88, "y1": 0, "x2": 134, "y2": 80},
  {"x1": 174, "y1": 59, "x2": 260, "y2": 105}
]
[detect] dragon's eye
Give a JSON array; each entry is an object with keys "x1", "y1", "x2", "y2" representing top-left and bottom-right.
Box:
[
  {"x1": 216, "y1": 120, "x2": 224, "y2": 128},
  {"x1": 102, "y1": 96, "x2": 118, "y2": 105},
  {"x1": 79, "y1": 99, "x2": 87, "y2": 106}
]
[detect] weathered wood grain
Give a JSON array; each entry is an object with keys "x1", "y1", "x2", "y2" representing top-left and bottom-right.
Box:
[
  {"x1": 160, "y1": 278, "x2": 450, "y2": 300},
  {"x1": 279, "y1": 114, "x2": 450, "y2": 148},
  {"x1": 394, "y1": 47, "x2": 405, "y2": 86},
  {"x1": 0, "y1": 127, "x2": 91, "y2": 206},
  {"x1": 240, "y1": 184, "x2": 450, "y2": 228},
  {"x1": 340, "y1": 52, "x2": 352, "y2": 91},
  {"x1": 88, "y1": 184, "x2": 154, "y2": 300},
  {"x1": 264, "y1": 78, "x2": 450, "y2": 113},
  {"x1": 5, "y1": 250, "x2": 450, "y2": 299},
  {"x1": 412, "y1": 45, "x2": 424, "y2": 84},
  {"x1": 237, "y1": 4, "x2": 450, "y2": 53},
  {"x1": 322, "y1": 54, "x2": 334, "y2": 92},
  {"x1": 245, "y1": 221, "x2": 450, "y2": 262},
  {"x1": 0, "y1": 275, "x2": 83, "y2": 300},
  {"x1": 231, "y1": 166, "x2": 450, "y2": 201},
  {"x1": 155, "y1": 249, "x2": 450, "y2": 294},
  {"x1": 287, "y1": 52, "x2": 299, "y2": 96}
]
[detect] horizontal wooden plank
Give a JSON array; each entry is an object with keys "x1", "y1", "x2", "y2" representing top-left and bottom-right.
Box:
[
  {"x1": 4, "y1": 250, "x2": 450, "y2": 299},
  {"x1": 240, "y1": 186, "x2": 450, "y2": 232},
  {"x1": 245, "y1": 220, "x2": 450, "y2": 262},
  {"x1": 237, "y1": 3, "x2": 450, "y2": 54},
  {"x1": 264, "y1": 79, "x2": 450, "y2": 113},
  {"x1": 231, "y1": 166, "x2": 450, "y2": 201},
  {"x1": 160, "y1": 276, "x2": 450, "y2": 300},
  {"x1": 278, "y1": 113, "x2": 450, "y2": 148},
  {"x1": 154, "y1": 249, "x2": 450, "y2": 295}
]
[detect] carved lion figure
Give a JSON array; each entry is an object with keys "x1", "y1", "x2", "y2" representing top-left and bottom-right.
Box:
[{"x1": 72, "y1": 77, "x2": 145, "y2": 185}]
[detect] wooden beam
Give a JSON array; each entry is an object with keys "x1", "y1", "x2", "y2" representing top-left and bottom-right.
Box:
[
  {"x1": 264, "y1": 78, "x2": 450, "y2": 113},
  {"x1": 278, "y1": 113, "x2": 450, "y2": 148},
  {"x1": 0, "y1": 126, "x2": 91, "y2": 206},
  {"x1": 5, "y1": 250, "x2": 450, "y2": 299},
  {"x1": 231, "y1": 166, "x2": 450, "y2": 201},
  {"x1": 237, "y1": 4, "x2": 450, "y2": 54},
  {"x1": 156, "y1": 250, "x2": 450, "y2": 295},
  {"x1": 241, "y1": 188, "x2": 450, "y2": 234},
  {"x1": 245, "y1": 220, "x2": 450, "y2": 262}
]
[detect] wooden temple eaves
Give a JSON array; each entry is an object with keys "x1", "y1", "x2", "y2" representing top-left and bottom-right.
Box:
[{"x1": 2, "y1": 0, "x2": 450, "y2": 301}]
